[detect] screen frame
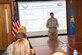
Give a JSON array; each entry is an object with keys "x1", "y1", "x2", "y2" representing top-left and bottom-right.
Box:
[{"x1": 16, "y1": 0, "x2": 68, "y2": 37}]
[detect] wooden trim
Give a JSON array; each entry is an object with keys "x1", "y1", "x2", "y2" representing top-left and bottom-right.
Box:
[{"x1": 0, "y1": 2, "x2": 10, "y2": 4}]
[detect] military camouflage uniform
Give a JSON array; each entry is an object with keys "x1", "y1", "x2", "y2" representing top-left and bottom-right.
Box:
[{"x1": 46, "y1": 18, "x2": 59, "y2": 39}]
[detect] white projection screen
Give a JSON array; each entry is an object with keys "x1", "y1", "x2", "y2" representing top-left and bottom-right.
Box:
[{"x1": 18, "y1": 0, "x2": 67, "y2": 37}]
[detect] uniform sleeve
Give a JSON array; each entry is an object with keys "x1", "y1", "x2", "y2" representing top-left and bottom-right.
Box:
[
  {"x1": 56, "y1": 19, "x2": 59, "y2": 28},
  {"x1": 46, "y1": 19, "x2": 49, "y2": 28}
]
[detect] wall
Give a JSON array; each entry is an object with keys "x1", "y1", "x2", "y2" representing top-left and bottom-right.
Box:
[
  {"x1": 72, "y1": 0, "x2": 82, "y2": 42},
  {"x1": 0, "y1": 0, "x2": 11, "y2": 3},
  {"x1": 0, "y1": 0, "x2": 14, "y2": 50}
]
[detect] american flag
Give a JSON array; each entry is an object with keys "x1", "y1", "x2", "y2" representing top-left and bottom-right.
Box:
[{"x1": 12, "y1": 6, "x2": 20, "y2": 37}]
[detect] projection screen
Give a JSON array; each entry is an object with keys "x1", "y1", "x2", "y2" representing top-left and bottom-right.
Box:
[{"x1": 18, "y1": 0, "x2": 67, "y2": 37}]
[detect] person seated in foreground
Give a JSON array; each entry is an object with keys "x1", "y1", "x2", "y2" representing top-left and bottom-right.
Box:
[
  {"x1": 3, "y1": 32, "x2": 34, "y2": 55},
  {"x1": 17, "y1": 26, "x2": 35, "y2": 55},
  {"x1": 13, "y1": 38, "x2": 31, "y2": 55},
  {"x1": 17, "y1": 26, "x2": 26, "y2": 34},
  {"x1": 3, "y1": 26, "x2": 34, "y2": 55},
  {"x1": 52, "y1": 52, "x2": 65, "y2": 55}
]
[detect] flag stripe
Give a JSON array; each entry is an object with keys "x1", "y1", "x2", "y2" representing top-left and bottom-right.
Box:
[{"x1": 12, "y1": 6, "x2": 20, "y2": 38}]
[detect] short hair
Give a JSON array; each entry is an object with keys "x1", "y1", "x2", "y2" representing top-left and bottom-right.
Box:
[
  {"x1": 17, "y1": 26, "x2": 26, "y2": 33},
  {"x1": 15, "y1": 32, "x2": 27, "y2": 40},
  {"x1": 50, "y1": 12, "x2": 54, "y2": 15}
]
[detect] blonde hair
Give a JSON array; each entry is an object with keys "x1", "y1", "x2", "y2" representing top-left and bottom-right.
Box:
[
  {"x1": 52, "y1": 52, "x2": 65, "y2": 55},
  {"x1": 17, "y1": 26, "x2": 26, "y2": 33},
  {"x1": 13, "y1": 38, "x2": 30, "y2": 55}
]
